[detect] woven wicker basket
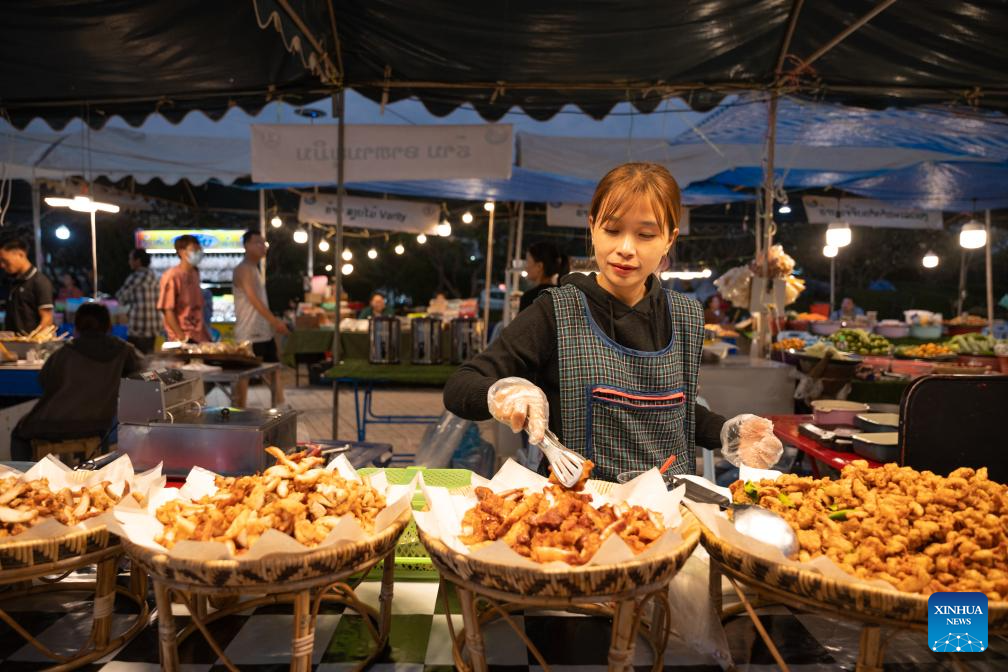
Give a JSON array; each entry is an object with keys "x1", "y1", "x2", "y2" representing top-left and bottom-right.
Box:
[
  {"x1": 0, "y1": 525, "x2": 115, "y2": 574},
  {"x1": 418, "y1": 509, "x2": 701, "y2": 599},
  {"x1": 121, "y1": 508, "x2": 411, "y2": 590},
  {"x1": 700, "y1": 522, "x2": 1008, "y2": 631}
]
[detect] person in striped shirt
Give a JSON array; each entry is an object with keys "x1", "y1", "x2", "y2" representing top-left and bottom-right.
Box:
[{"x1": 115, "y1": 249, "x2": 160, "y2": 353}]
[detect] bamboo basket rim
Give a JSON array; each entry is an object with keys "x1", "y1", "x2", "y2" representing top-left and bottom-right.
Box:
[
  {"x1": 120, "y1": 507, "x2": 411, "y2": 580},
  {"x1": 418, "y1": 507, "x2": 701, "y2": 579},
  {"x1": 0, "y1": 523, "x2": 113, "y2": 553},
  {"x1": 697, "y1": 518, "x2": 1008, "y2": 622},
  {"x1": 0, "y1": 523, "x2": 117, "y2": 578}
]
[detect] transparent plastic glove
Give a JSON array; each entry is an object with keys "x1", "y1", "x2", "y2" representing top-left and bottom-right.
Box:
[
  {"x1": 720, "y1": 414, "x2": 784, "y2": 469},
  {"x1": 487, "y1": 377, "x2": 549, "y2": 444}
]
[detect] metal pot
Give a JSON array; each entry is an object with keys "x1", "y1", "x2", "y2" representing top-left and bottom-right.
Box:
[
  {"x1": 450, "y1": 317, "x2": 483, "y2": 364},
  {"x1": 369, "y1": 316, "x2": 401, "y2": 364},
  {"x1": 852, "y1": 432, "x2": 900, "y2": 463},
  {"x1": 411, "y1": 317, "x2": 442, "y2": 364}
]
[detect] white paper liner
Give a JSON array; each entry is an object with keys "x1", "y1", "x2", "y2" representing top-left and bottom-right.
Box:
[
  {"x1": 413, "y1": 458, "x2": 687, "y2": 570},
  {"x1": 0, "y1": 453, "x2": 165, "y2": 543},
  {"x1": 684, "y1": 493, "x2": 897, "y2": 593},
  {"x1": 112, "y1": 454, "x2": 417, "y2": 562}
]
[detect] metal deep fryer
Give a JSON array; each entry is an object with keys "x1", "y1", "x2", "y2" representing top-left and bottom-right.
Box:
[{"x1": 117, "y1": 369, "x2": 297, "y2": 477}]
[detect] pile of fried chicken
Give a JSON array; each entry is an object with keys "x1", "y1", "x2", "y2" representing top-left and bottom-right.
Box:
[
  {"x1": 730, "y1": 460, "x2": 1008, "y2": 599},
  {"x1": 0, "y1": 475, "x2": 124, "y2": 538},
  {"x1": 155, "y1": 447, "x2": 386, "y2": 555},
  {"x1": 459, "y1": 461, "x2": 665, "y2": 565}
]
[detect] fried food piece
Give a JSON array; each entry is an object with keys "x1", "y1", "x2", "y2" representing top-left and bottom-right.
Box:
[
  {"x1": 547, "y1": 459, "x2": 594, "y2": 492},
  {"x1": 730, "y1": 461, "x2": 1008, "y2": 600},
  {"x1": 459, "y1": 482, "x2": 665, "y2": 566},
  {"x1": 0, "y1": 476, "x2": 123, "y2": 538},
  {"x1": 155, "y1": 448, "x2": 386, "y2": 555}
]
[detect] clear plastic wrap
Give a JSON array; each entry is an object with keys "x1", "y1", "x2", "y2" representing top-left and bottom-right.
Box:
[
  {"x1": 486, "y1": 376, "x2": 549, "y2": 444},
  {"x1": 719, "y1": 414, "x2": 784, "y2": 469}
]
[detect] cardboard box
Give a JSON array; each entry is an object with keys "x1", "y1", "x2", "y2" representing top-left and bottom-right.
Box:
[{"x1": 295, "y1": 314, "x2": 321, "y2": 329}]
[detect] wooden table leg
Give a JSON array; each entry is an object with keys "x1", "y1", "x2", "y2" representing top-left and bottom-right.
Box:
[
  {"x1": 708, "y1": 560, "x2": 724, "y2": 618},
  {"x1": 457, "y1": 586, "x2": 488, "y2": 672},
  {"x1": 153, "y1": 581, "x2": 179, "y2": 671},
  {"x1": 378, "y1": 552, "x2": 395, "y2": 642},
  {"x1": 609, "y1": 598, "x2": 637, "y2": 672},
  {"x1": 269, "y1": 367, "x2": 283, "y2": 405},
  {"x1": 91, "y1": 554, "x2": 117, "y2": 648},
  {"x1": 231, "y1": 378, "x2": 249, "y2": 408},
  {"x1": 291, "y1": 590, "x2": 314, "y2": 672},
  {"x1": 332, "y1": 380, "x2": 339, "y2": 439},
  {"x1": 855, "y1": 625, "x2": 885, "y2": 672}
]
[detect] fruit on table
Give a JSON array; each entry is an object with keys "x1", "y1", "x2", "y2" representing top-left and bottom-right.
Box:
[
  {"x1": 947, "y1": 333, "x2": 998, "y2": 355},
  {"x1": 772, "y1": 337, "x2": 806, "y2": 351},
  {"x1": 900, "y1": 343, "x2": 953, "y2": 359},
  {"x1": 828, "y1": 329, "x2": 891, "y2": 355}
]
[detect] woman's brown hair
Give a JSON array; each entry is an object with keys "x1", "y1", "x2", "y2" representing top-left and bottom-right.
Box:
[{"x1": 588, "y1": 162, "x2": 682, "y2": 238}]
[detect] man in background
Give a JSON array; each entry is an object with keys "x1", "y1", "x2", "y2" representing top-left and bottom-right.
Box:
[
  {"x1": 0, "y1": 237, "x2": 53, "y2": 334},
  {"x1": 157, "y1": 234, "x2": 210, "y2": 343},
  {"x1": 116, "y1": 249, "x2": 159, "y2": 353},
  {"x1": 232, "y1": 230, "x2": 288, "y2": 406},
  {"x1": 357, "y1": 291, "x2": 394, "y2": 318},
  {"x1": 10, "y1": 303, "x2": 143, "y2": 460}
]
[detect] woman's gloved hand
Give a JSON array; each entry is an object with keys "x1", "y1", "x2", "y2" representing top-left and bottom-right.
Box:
[
  {"x1": 720, "y1": 414, "x2": 784, "y2": 469},
  {"x1": 487, "y1": 377, "x2": 549, "y2": 444}
]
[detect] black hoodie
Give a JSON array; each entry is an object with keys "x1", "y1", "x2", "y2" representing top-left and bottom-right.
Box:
[
  {"x1": 17, "y1": 333, "x2": 144, "y2": 440},
  {"x1": 443, "y1": 272, "x2": 726, "y2": 451}
]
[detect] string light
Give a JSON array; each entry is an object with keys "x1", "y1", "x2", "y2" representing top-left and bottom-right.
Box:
[
  {"x1": 341, "y1": 248, "x2": 353, "y2": 261},
  {"x1": 417, "y1": 233, "x2": 427, "y2": 244},
  {"x1": 318, "y1": 239, "x2": 330, "y2": 252},
  {"x1": 270, "y1": 215, "x2": 282, "y2": 228},
  {"x1": 436, "y1": 220, "x2": 452, "y2": 237},
  {"x1": 325, "y1": 264, "x2": 333, "y2": 272},
  {"x1": 462, "y1": 211, "x2": 474, "y2": 224},
  {"x1": 483, "y1": 201, "x2": 495, "y2": 212},
  {"x1": 394, "y1": 243, "x2": 405, "y2": 255},
  {"x1": 55, "y1": 225, "x2": 71, "y2": 240},
  {"x1": 959, "y1": 221, "x2": 986, "y2": 249},
  {"x1": 825, "y1": 222, "x2": 852, "y2": 248},
  {"x1": 922, "y1": 251, "x2": 939, "y2": 268},
  {"x1": 292, "y1": 228, "x2": 308, "y2": 244},
  {"x1": 367, "y1": 248, "x2": 378, "y2": 259},
  {"x1": 341, "y1": 263, "x2": 354, "y2": 275},
  {"x1": 823, "y1": 245, "x2": 838, "y2": 258}
]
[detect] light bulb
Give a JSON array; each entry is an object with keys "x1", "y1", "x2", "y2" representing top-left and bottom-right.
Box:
[
  {"x1": 959, "y1": 221, "x2": 986, "y2": 249},
  {"x1": 483, "y1": 201, "x2": 495, "y2": 212},
  {"x1": 55, "y1": 225, "x2": 71, "y2": 240},
  {"x1": 318, "y1": 239, "x2": 330, "y2": 252},
  {"x1": 325, "y1": 264, "x2": 333, "y2": 272},
  {"x1": 417, "y1": 233, "x2": 427, "y2": 244},
  {"x1": 825, "y1": 222, "x2": 852, "y2": 248},
  {"x1": 778, "y1": 204, "x2": 792, "y2": 214},
  {"x1": 520, "y1": 270, "x2": 528, "y2": 278},
  {"x1": 292, "y1": 228, "x2": 308, "y2": 244},
  {"x1": 341, "y1": 263, "x2": 354, "y2": 275},
  {"x1": 922, "y1": 251, "x2": 939, "y2": 268},
  {"x1": 823, "y1": 245, "x2": 838, "y2": 258},
  {"x1": 462, "y1": 211, "x2": 474, "y2": 224},
  {"x1": 341, "y1": 248, "x2": 353, "y2": 261},
  {"x1": 394, "y1": 243, "x2": 405, "y2": 255},
  {"x1": 367, "y1": 248, "x2": 378, "y2": 259},
  {"x1": 436, "y1": 221, "x2": 452, "y2": 237},
  {"x1": 270, "y1": 215, "x2": 282, "y2": 228}
]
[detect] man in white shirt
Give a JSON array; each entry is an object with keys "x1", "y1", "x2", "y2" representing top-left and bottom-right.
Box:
[{"x1": 232, "y1": 230, "x2": 289, "y2": 406}]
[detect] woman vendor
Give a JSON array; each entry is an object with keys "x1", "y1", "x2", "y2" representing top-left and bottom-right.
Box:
[{"x1": 444, "y1": 162, "x2": 780, "y2": 481}]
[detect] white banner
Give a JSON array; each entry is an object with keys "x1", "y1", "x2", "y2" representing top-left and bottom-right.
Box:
[
  {"x1": 298, "y1": 194, "x2": 440, "y2": 234},
  {"x1": 251, "y1": 124, "x2": 513, "y2": 183},
  {"x1": 546, "y1": 202, "x2": 689, "y2": 235},
  {"x1": 801, "y1": 196, "x2": 943, "y2": 229}
]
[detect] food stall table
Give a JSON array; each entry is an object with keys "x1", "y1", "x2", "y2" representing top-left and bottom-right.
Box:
[
  {"x1": 325, "y1": 359, "x2": 457, "y2": 440},
  {"x1": 201, "y1": 362, "x2": 282, "y2": 409},
  {"x1": 0, "y1": 362, "x2": 43, "y2": 397},
  {"x1": 768, "y1": 414, "x2": 882, "y2": 477}
]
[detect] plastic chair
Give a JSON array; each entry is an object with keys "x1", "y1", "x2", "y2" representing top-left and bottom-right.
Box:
[{"x1": 899, "y1": 374, "x2": 1008, "y2": 482}]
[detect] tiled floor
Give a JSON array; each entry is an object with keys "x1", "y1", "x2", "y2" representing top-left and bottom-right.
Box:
[{"x1": 2, "y1": 576, "x2": 1006, "y2": 671}]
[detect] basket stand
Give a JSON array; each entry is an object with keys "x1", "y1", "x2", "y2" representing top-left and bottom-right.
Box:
[
  {"x1": 149, "y1": 549, "x2": 395, "y2": 672},
  {"x1": 0, "y1": 546, "x2": 149, "y2": 671},
  {"x1": 436, "y1": 567, "x2": 674, "y2": 672}
]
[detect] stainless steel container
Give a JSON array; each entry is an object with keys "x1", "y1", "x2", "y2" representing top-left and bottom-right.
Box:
[
  {"x1": 411, "y1": 317, "x2": 442, "y2": 364},
  {"x1": 369, "y1": 316, "x2": 401, "y2": 364},
  {"x1": 450, "y1": 317, "x2": 483, "y2": 364},
  {"x1": 118, "y1": 406, "x2": 298, "y2": 477}
]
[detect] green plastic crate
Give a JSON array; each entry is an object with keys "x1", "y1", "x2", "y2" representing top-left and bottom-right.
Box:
[{"x1": 360, "y1": 467, "x2": 471, "y2": 580}]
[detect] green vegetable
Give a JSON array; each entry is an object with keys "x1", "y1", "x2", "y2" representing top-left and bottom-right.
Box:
[
  {"x1": 778, "y1": 492, "x2": 795, "y2": 508},
  {"x1": 829, "y1": 509, "x2": 853, "y2": 521},
  {"x1": 744, "y1": 481, "x2": 759, "y2": 503}
]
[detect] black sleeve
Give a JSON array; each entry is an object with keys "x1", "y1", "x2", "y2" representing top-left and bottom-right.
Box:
[
  {"x1": 122, "y1": 343, "x2": 145, "y2": 377},
  {"x1": 694, "y1": 403, "x2": 727, "y2": 450},
  {"x1": 35, "y1": 274, "x2": 54, "y2": 310},
  {"x1": 443, "y1": 294, "x2": 557, "y2": 421}
]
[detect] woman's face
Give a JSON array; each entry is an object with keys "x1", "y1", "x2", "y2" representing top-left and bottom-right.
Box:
[
  {"x1": 524, "y1": 252, "x2": 545, "y2": 283},
  {"x1": 590, "y1": 198, "x2": 675, "y2": 294},
  {"x1": 61, "y1": 274, "x2": 73, "y2": 287}
]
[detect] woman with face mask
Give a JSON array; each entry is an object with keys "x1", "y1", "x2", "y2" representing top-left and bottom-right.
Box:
[
  {"x1": 444, "y1": 163, "x2": 781, "y2": 481},
  {"x1": 157, "y1": 234, "x2": 211, "y2": 343}
]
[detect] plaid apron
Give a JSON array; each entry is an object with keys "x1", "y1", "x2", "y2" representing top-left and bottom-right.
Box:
[{"x1": 548, "y1": 283, "x2": 704, "y2": 481}]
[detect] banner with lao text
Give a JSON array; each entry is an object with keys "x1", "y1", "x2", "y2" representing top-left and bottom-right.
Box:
[
  {"x1": 802, "y1": 196, "x2": 942, "y2": 229},
  {"x1": 298, "y1": 194, "x2": 439, "y2": 234},
  {"x1": 251, "y1": 124, "x2": 513, "y2": 183}
]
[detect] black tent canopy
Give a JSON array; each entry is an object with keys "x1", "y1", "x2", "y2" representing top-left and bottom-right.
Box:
[{"x1": 2, "y1": 0, "x2": 1008, "y2": 128}]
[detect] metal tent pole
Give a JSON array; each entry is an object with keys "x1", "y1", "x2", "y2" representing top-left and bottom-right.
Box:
[
  {"x1": 957, "y1": 249, "x2": 968, "y2": 317},
  {"x1": 482, "y1": 204, "x2": 496, "y2": 348},
  {"x1": 307, "y1": 226, "x2": 314, "y2": 277},
  {"x1": 90, "y1": 210, "x2": 98, "y2": 298},
  {"x1": 331, "y1": 89, "x2": 346, "y2": 438},
  {"x1": 258, "y1": 190, "x2": 267, "y2": 278},
  {"x1": 31, "y1": 180, "x2": 42, "y2": 270},
  {"x1": 985, "y1": 210, "x2": 994, "y2": 332},
  {"x1": 830, "y1": 256, "x2": 836, "y2": 316}
]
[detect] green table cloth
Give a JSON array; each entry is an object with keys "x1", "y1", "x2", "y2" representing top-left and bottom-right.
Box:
[
  {"x1": 324, "y1": 359, "x2": 457, "y2": 386},
  {"x1": 283, "y1": 329, "x2": 454, "y2": 367}
]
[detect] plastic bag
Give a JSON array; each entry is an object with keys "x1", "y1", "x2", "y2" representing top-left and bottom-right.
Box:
[
  {"x1": 450, "y1": 424, "x2": 496, "y2": 478},
  {"x1": 719, "y1": 414, "x2": 784, "y2": 469},
  {"x1": 487, "y1": 376, "x2": 549, "y2": 444},
  {"x1": 665, "y1": 549, "x2": 734, "y2": 669},
  {"x1": 415, "y1": 411, "x2": 472, "y2": 468}
]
